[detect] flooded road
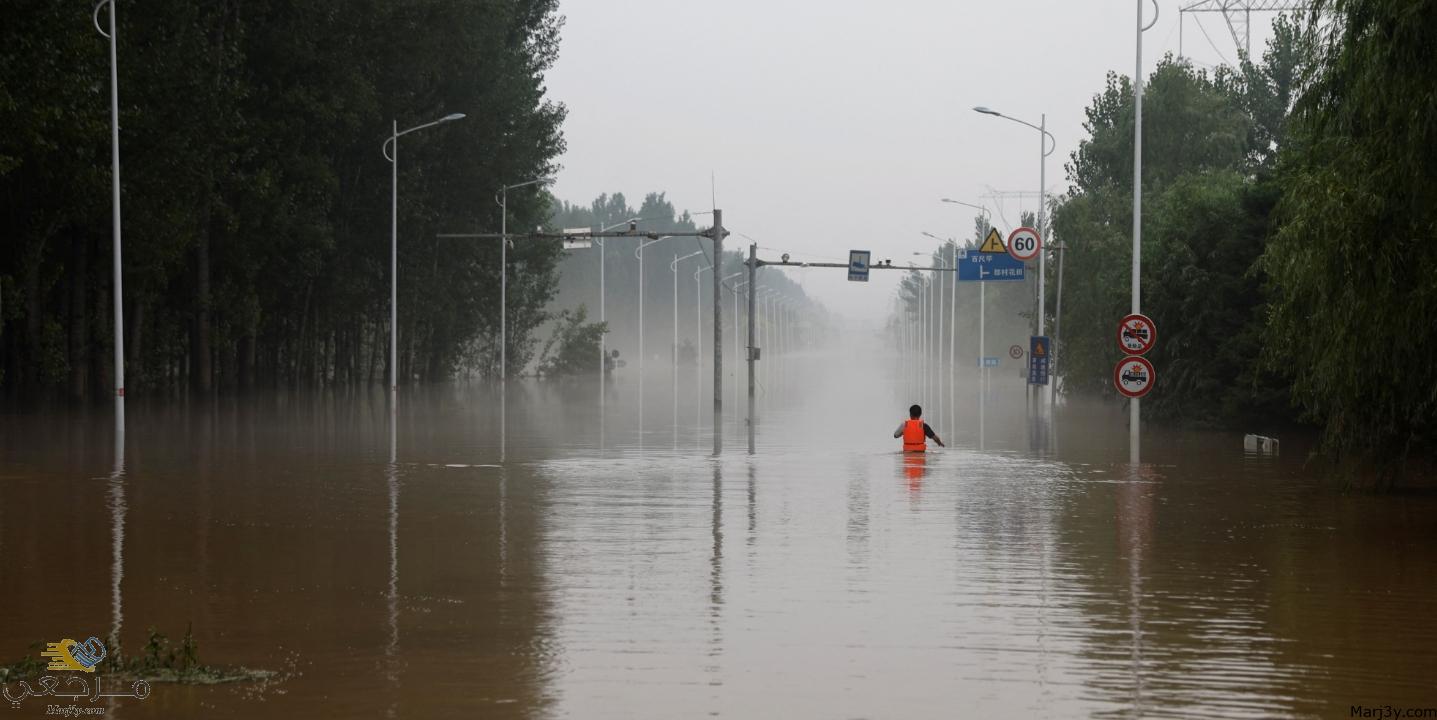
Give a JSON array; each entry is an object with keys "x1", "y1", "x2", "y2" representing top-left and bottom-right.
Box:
[{"x1": 3, "y1": 341, "x2": 1436, "y2": 718}]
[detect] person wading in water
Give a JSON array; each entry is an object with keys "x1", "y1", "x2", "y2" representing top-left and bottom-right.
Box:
[{"x1": 894, "y1": 404, "x2": 945, "y2": 452}]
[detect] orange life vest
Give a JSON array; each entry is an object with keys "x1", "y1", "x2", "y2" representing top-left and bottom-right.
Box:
[{"x1": 902, "y1": 419, "x2": 926, "y2": 452}]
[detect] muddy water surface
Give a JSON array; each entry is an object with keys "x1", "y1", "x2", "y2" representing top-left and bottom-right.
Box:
[{"x1": 2, "y1": 346, "x2": 1435, "y2": 718}]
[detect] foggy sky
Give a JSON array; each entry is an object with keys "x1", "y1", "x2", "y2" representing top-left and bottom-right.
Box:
[{"x1": 545, "y1": 0, "x2": 1281, "y2": 325}]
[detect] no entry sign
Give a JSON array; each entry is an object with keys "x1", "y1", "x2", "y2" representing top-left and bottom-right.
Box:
[
  {"x1": 1114, "y1": 356, "x2": 1155, "y2": 398},
  {"x1": 1007, "y1": 227, "x2": 1042, "y2": 263},
  {"x1": 1117, "y1": 313, "x2": 1156, "y2": 355}
]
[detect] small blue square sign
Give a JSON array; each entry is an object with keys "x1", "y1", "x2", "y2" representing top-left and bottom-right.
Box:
[{"x1": 848, "y1": 250, "x2": 871, "y2": 282}]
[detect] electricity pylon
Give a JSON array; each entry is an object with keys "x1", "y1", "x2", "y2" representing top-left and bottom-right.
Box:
[{"x1": 1179, "y1": 1, "x2": 1306, "y2": 59}]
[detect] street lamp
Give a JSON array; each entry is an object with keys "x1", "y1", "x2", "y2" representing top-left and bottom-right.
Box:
[
  {"x1": 594, "y1": 217, "x2": 643, "y2": 377},
  {"x1": 972, "y1": 106, "x2": 1056, "y2": 341},
  {"x1": 634, "y1": 235, "x2": 677, "y2": 383},
  {"x1": 941, "y1": 199, "x2": 994, "y2": 426},
  {"x1": 922, "y1": 231, "x2": 956, "y2": 428},
  {"x1": 93, "y1": 0, "x2": 125, "y2": 430},
  {"x1": 671, "y1": 250, "x2": 705, "y2": 368},
  {"x1": 1132, "y1": 0, "x2": 1160, "y2": 460},
  {"x1": 670, "y1": 249, "x2": 704, "y2": 445},
  {"x1": 693, "y1": 262, "x2": 712, "y2": 438},
  {"x1": 728, "y1": 275, "x2": 747, "y2": 418},
  {"x1": 383, "y1": 112, "x2": 466, "y2": 399},
  {"x1": 497, "y1": 176, "x2": 555, "y2": 380}
]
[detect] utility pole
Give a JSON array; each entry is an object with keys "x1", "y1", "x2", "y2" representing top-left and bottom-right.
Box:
[
  {"x1": 94, "y1": 0, "x2": 125, "y2": 433},
  {"x1": 1133, "y1": 0, "x2": 1157, "y2": 462},
  {"x1": 712, "y1": 209, "x2": 724, "y2": 456},
  {"x1": 747, "y1": 243, "x2": 757, "y2": 454}
]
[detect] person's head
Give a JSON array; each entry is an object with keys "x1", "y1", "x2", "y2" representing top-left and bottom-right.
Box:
[{"x1": 909, "y1": 404, "x2": 922, "y2": 419}]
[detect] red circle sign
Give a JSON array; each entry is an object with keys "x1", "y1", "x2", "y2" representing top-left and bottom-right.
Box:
[
  {"x1": 1114, "y1": 356, "x2": 1156, "y2": 398},
  {"x1": 1007, "y1": 227, "x2": 1042, "y2": 262},
  {"x1": 1117, "y1": 313, "x2": 1157, "y2": 355},
  {"x1": 1008, "y1": 344, "x2": 1024, "y2": 359}
]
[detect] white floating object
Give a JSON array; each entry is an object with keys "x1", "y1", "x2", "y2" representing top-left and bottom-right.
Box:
[{"x1": 1243, "y1": 434, "x2": 1279, "y2": 454}]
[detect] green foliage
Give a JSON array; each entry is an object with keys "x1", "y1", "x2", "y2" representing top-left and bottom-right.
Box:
[
  {"x1": 536, "y1": 305, "x2": 606, "y2": 377},
  {"x1": 1052, "y1": 46, "x2": 1302, "y2": 426},
  {"x1": 1, "y1": 0, "x2": 566, "y2": 395},
  {"x1": 1263, "y1": 0, "x2": 1437, "y2": 487}
]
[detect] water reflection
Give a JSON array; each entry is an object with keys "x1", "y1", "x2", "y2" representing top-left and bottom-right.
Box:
[
  {"x1": 1, "y1": 362, "x2": 1436, "y2": 718},
  {"x1": 385, "y1": 416, "x2": 399, "y2": 718},
  {"x1": 108, "y1": 426, "x2": 126, "y2": 663}
]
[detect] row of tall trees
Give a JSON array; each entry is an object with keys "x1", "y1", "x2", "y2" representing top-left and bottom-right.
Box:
[
  {"x1": 1, "y1": 0, "x2": 566, "y2": 398},
  {"x1": 1031, "y1": 2, "x2": 1434, "y2": 487}
]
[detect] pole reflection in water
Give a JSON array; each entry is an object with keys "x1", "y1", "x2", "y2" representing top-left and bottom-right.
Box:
[
  {"x1": 1119, "y1": 460, "x2": 1155, "y2": 715},
  {"x1": 108, "y1": 417, "x2": 126, "y2": 663},
  {"x1": 385, "y1": 416, "x2": 400, "y2": 716},
  {"x1": 707, "y1": 462, "x2": 725, "y2": 687}
]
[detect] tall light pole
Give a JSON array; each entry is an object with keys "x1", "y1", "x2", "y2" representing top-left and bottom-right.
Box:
[
  {"x1": 497, "y1": 177, "x2": 554, "y2": 380},
  {"x1": 1133, "y1": 0, "x2": 1159, "y2": 461},
  {"x1": 495, "y1": 176, "x2": 552, "y2": 462},
  {"x1": 594, "y1": 218, "x2": 640, "y2": 377},
  {"x1": 973, "y1": 106, "x2": 1056, "y2": 389},
  {"x1": 923, "y1": 231, "x2": 957, "y2": 432},
  {"x1": 671, "y1": 250, "x2": 704, "y2": 444},
  {"x1": 694, "y1": 263, "x2": 711, "y2": 438},
  {"x1": 93, "y1": 0, "x2": 125, "y2": 430},
  {"x1": 942, "y1": 199, "x2": 993, "y2": 420},
  {"x1": 383, "y1": 112, "x2": 465, "y2": 402},
  {"x1": 635, "y1": 235, "x2": 676, "y2": 384},
  {"x1": 729, "y1": 275, "x2": 747, "y2": 419},
  {"x1": 672, "y1": 250, "x2": 705, "y2": 368}
]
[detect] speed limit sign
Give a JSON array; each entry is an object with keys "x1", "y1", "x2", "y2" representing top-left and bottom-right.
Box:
[{"x1": 1007, "y1": 227, "x2": 1042, "y2": 263}]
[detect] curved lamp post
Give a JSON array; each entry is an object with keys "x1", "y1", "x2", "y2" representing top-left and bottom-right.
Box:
[
  {"x1": 972, "y1": 106, "x2": 1055, "y2": 340},
  {"x1": 383, "y1": 112, "x2": 465, "y2": 400}
]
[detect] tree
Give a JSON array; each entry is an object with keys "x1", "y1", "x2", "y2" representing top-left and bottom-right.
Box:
[
  {"x1": 1, "y1": 0, "x2": 567, "y2": 395},
  {"x1": 1263, "y1": 0, "x2": 1437, "y2": 488},
  {"x1": 1051, "y1": 52, "x2": 1297, "y2": 426},
  {"x1": 535, "y1": 305, "x2": 605, "y2": 377}
]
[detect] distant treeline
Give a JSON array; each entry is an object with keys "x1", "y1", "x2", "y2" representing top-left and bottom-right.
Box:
[
  {"x1": 547, "y1": 191, "x2": 826, "y2": 365},
  {"x1": 1, "y1": 0, "x2": 565, "y2": 397},
  {"x1": 909, "y1": 3, "x2": 1437, "y2": 488}
]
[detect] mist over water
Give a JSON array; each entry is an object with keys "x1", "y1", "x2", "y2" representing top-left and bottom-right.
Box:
[{"x1": 3, "y1": 332, "x2": 1436, "y2": 718}]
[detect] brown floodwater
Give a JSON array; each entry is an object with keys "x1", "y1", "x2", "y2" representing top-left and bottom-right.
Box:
[{"x1": 2, "y1": 343, "x2": 1436, "y2": 719}]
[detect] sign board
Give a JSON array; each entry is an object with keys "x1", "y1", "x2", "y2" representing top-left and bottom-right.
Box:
[
  {"x1": 1007, "y1": 227, "x2": 1042, "y2": 263},
  {"x1": 1114, "y1": 356, "x2": 1155, "y2": 398},
  {"x1": 980, "y1": 356, "x2": 1000, "y2": 368},
  {"x1": 957, "y1": 252, "x2": 1025, "y2": 282},
  {"x1": 978, "y1": 227, "x2": 1007, "y2": 254},
  {"x1": 1028, "y1": 336, "x2": 1051, "y2": 385},
  {"x1": 848, "y1": 250, "x2": 871, "y2": 282},
  {"x1": 1117, "y1": 313, "x2": 1157, "y2": 355},
  {"x1": 1008, "y1": 344, "x2": 1024, "y2": 359},
  {"x1": 561, "y1": 227, "x2": 593, "y2": 251}
]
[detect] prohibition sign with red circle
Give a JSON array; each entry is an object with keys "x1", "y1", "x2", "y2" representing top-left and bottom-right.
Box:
[
  {"x1": 1007, "y1": 227, "x2": 1042, "y2": 263},
  {"x1": 1114, "y1": 356, "x2": 1156, "y2": 398},
  {"x1": 1117, "y1": 313, "x2": 1157, "y2": 355},
  {"x1": 1008, "y1": 344, "x2": 1024, "y2": 359}
]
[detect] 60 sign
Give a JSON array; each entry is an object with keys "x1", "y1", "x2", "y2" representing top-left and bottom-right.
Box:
[{"x1": 1007, "y1": 227, "x2": 1042, "y2": 263}]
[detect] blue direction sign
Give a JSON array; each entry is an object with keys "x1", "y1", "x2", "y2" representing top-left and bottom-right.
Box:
[
  {"x1": 1028, "y1": 336, "x2": 1051, "y2": 385},
  {"x1": 848, "y1": 250, "x2": 871, "y2": 282},
  {"x1": 957, "y1": 250, "x2": 1025, "y2": 282},
  {"x1": 980, "y1": 356, "x2": 1000, "y2": 368}
]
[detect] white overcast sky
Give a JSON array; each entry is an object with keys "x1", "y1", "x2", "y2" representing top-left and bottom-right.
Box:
[{"x1": 545, "y1": 0, "x2": 1280, "y2": 324}]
